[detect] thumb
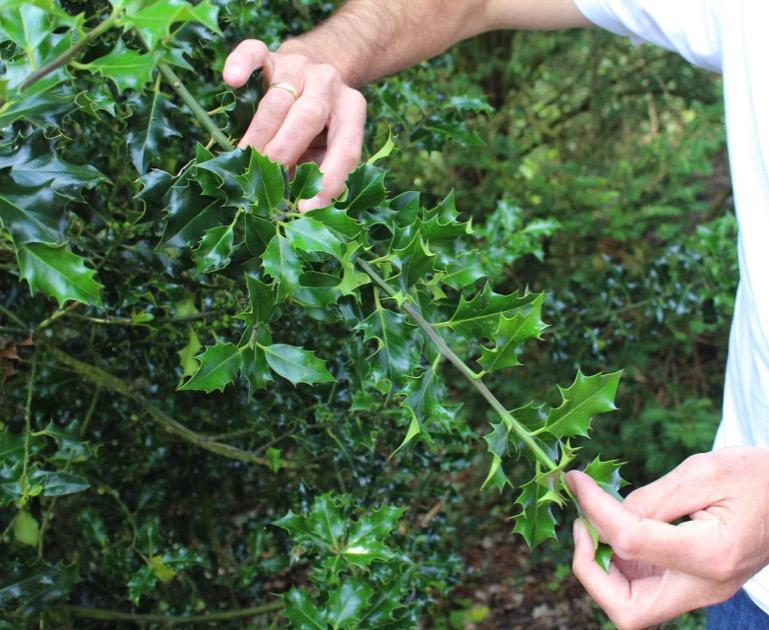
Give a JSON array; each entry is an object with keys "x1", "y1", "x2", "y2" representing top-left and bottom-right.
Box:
[{"x1": 622, "y1": 453, "x2": 722, "y2": 522}]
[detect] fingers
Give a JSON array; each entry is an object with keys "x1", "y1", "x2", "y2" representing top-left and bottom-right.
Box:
[
  {"x1": 223, "y1": 39, "x2": 272, "y2": 88},
  {"x1": 264, "y1": 67, "x2": 335, "y2": 165},
  {"x1": 622, "y1": 453, "x2": 725, "y2": 522},
  {"x1": 567, "y1": 471, "x2": 728, "y2": 579},
  {"x1": 300, "y1": 89, "x2": 367, "y2": 212},
  {"x1": 572, "y1": 519, "x2": 719, "y2": 629}
]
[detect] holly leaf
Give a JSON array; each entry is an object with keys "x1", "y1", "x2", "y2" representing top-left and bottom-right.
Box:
[
  {"x1": 18, "y1": 242, "x2": 102, "y2": 306},
  {"x1": 178, "y1": 342, "x2": 241, "y2": 393},
  {"x1": 512, "y1": 479, "x2": 558, "y2": 548},
  {"x1": 478, "y1": 294, "x2": 547, "y2": 372},
  {"x1": 122, "y1": 0, "x2": 221, "y2": 50},
  {"x1": 87, "y1": 42, "x2": 162, "y2": 93},
  {"x1": 195, "y1": 146, "x2": 250, "y2": 202},
  {"x1": 355, "y1": 307, "x2": 419, "y2": 390},
  {"x1": 160, "y1": 181, "x2": 229, "y2": 247},
  {"x1": 235, "y1": 149, "x2": 285, "y2": 213},
  {"x1": 244, "y1": 214, "x2": 274, "y2": 257},
  {"x1": 177, "y1": 327, "x2": 201, "y2": 378},
  {"x1": 583, "y1": 457, "x2": 626, "y2": 501},
  {"x1": 481, "y1": 422, "x2": 511, "y2": 492},
  {"x1": 339, "y1": 164, "x2": 386, "y2": 214},
  {"x1": 440, "y1": 285, "x2": 540, "y2": 339},
  {"x1": 284, "y1": 216, "x2": 344, "y2": 259},
  {"x1": 544, "y1": 370, "x2": 622, "y2": 439},
  {"x1": 290, "y1": 162, "x2": 323, "y2": 200},
  {"x1": 0, "y1": 182, "x2": 63, "y2": 246},
  {"x1": 193, "y1": 224, "x2": 234, "y2": 273},
  {"x1": 236, "y1": 274, "x2": 274, "y2": 326},
  {"x1": 274, "y1": 493, "x2": 345, "y2": 550},
  {"x1": 126, "y1": 91, "x2": 180, "y2": 174},
  {"x1": 323, "y1": 577, "x2": 374, "y2": 629},
  {"x1": 342, "y1": 505, "x2": 404, "y2": 567},
  {"x1": 261, "y1": 234, "x2": 303, "y2": 298},
  {"x1": 0, "y1": 132, "x2": 109, "y2": 200},
  {"x1": 284, "y1": 588, "x2": 324, "y2": 630},
  {"x1": 263, "y1": 344, "x2": 334, "y2": 386},
  {"x1": 391, "y1": 232, "x2": 437, "y2": 287}
]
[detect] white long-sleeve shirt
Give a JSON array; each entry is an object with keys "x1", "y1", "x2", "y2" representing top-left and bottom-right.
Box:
[{"x1": 575, "y1": 0, "x2": 769, "y2": 613}]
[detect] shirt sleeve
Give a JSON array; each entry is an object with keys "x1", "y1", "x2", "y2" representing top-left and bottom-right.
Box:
[{"x1": 573, "y1": 0, "x2": 724, "y2": 72}]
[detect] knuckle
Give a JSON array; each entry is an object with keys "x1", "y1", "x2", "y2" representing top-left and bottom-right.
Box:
[
  {"x1": 613, "y1": 527, "x2": 641, "y2": 559},
  {"x1": 294, "y1": 102, "x2": 326, "y2": 128},
  {"x1": 710, "y1": 550, "x2": 740, "y2": 583},
  {"x1": 314, "y1": 63, "x2": 340, "y2": 83},
  {"x1": 347, "y1": 88, "x2": 367, "y2": 110},
  {"x1": 259, "y1": 97, "x2": 289, "y2": 121},
  {"x1": 682, "y1": 452, "x2": 723, "y2": 480}
]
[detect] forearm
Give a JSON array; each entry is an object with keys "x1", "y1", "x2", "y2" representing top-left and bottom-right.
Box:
[{"x1": 278, "y1": 0, "x2": 589, "y2": 87}]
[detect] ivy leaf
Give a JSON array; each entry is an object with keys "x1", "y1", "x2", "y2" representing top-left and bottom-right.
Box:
[
  {"x1": 284, "y1": 588, "x2": 324, "y2": 630},
  {"x1": 122, "y1": 0, "x2": 221, "y2": 50},
  {"x1": 236, "y1": 274, "x2": 274, "y2": 326},
  {"x1": 193, "y1": 224, "x2": 234, "y2": 273},
  {"x1": 178, "y1": 342, "x2": 241, "y2": 393},
  {"x1": 339, "y1": 164, "x2": 386, "y2": 214},
  {"x1": 235, "y1": 150, "x2": 285, "y2": 213},
  {"x1": 544, "y1": 370, "x2": 622, "y2": 439},
  {"x1": 478, "y1": 294, "x2": 547, "y2": 372},
  {"x1": 440, "y1": 285, "x2": 540, "y2": 339},
  {"x1": 323, "y1": 578, "x2": 374, "y2": 629},
  {"x1": 264, "y1": 344, "x2": 334, "y2": 386},
  {"x1": 0, "y1": 132, "x2": 110, "y2": 200},
  {"x1": 284, "y1": 216, "x2": 344, "y2": 260},
  {"x1": 512, "y1": 479, "x2": 558, "y2": 548},
  {"x1": 87, "y1": 42, "x2": 162, "y2": 93},
  {"x1": 18, "y1": 242, "x2": 102, "y2": 306},
  {"x1": 126, "y1": 91, "x2": 180, "y2": 174},
  {"x1": 262, "y1": 233, "x2": 303, "y2": 298},
  {"x1": 290, "y1": 162, "x2": 323, "y2": 200}
]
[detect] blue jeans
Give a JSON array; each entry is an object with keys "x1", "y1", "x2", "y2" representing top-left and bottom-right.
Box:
[{"x1": 707, "y1": 590, "x2": 769, "y2": 629}]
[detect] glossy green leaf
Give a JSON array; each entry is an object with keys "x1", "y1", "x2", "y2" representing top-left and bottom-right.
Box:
[
  {"x1": 87, "y1": 42, "x2": 162, "y2": 93},
  {"x1": 235, "y1": 150, "x2": 285, "y2": 212},
  {"x1": 440, "y1": 285, "x2": 539, "y2": 339},
  {"x1": 18, "y1": 242, "x2": 103, "y2": 306},
  {"x1": 178, "y1": 342, "x2": 241, "y2": 393},
  {"x1": 0, "y1": 562, "x2": 80, "y2": 613},
  {"x1": 122, "y1": 0, "x2": 220, "y2": 50},
  {"x1": 193, "y1": 224, "x2": 234, "y2": 273},
  {"x1": 342, "y1": 505, "x2": 404, "y2": 567},
  {"x1": 261, "y1": 233, "x2": 303, "y2": 298},
  {"x1": 355, "y1": 307, "x2": 418, "y2": 389},
  {"x1": 323, "y1": 577, "x2": 374, "y2": 628},
  {"x1": 544, "y1": 370, "x2": 622, "y2": 439},
  {"x1": 264, "y1": 344, "x2": 334, "y2": 386},
  {"x1": 177, "y1": 328, "x2": 201, "y2": 378},
  {"x1": 478, "y1": 294, "x2": 547, "y2": 372},
  {"x1": 236, "y1": 274, "x2": 274, "y2": 326},
  {"x1": 0, "y1": 182, "x2": 63, "y2": 246},
  {"x1": 339, "y1": 164, "x2": 386, "y2": 214},
  {"x1": 126, "y1": 91, "x2": 180, "y2": 174},
  {"x1": 290, "y1": 162, "x2": 323, "y2": 200},
  {"x1": 583, "y1": 457, "x2": 626, "y2": 501},
  {"x1": 284, "y1": 216, "x2": 344, "y2": 259},
  {"x1": 284, "y1": 588, "x2": 324, "y2": 629},
  {"x1": 161, "y1": 182, "x2": 229, "y2": 247},
  {"x1": 512, "y1": 479, "x2": 558, "y2": 548}
]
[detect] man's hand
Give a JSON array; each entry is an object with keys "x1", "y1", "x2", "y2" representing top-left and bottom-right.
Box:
[
  {"x1": 567, "y1": 447, "x2": 769, "y2": 630},
  {"x1": 223, "y1": 39, "x2": 367, "y2": 211}
]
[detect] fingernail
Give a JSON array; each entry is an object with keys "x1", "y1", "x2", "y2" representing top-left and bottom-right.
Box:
[
  {"x1": 573, "y1": 519, "x2": 582, "y2": 544},
  {"x1": 565, "y1": 471, "x2": 578, "y2": 493}
]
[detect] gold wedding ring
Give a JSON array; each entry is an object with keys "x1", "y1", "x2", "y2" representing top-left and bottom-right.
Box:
[{"x1": 268, "y1": 81, "x2": 300, "y2": 101}]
